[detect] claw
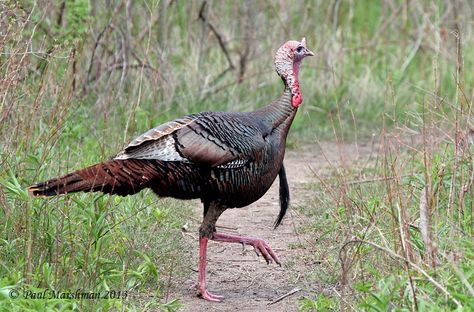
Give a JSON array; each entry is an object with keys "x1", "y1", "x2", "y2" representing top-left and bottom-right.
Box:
[
  {"x1": 248, "y1": 238, "x2": 280, "y2": 265},
  {"x1": 253, "y1": 246, "x2": 261, "y2": 257}
]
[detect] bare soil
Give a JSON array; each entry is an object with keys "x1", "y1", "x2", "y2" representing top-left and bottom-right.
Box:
[{"x1": 167, "y1": 141, "x2": 377, "y2": 312}]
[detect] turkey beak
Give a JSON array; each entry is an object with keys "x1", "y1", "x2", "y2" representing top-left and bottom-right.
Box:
[{"x1": 305, "y1": 48, "x2": 315, "y2": 57}]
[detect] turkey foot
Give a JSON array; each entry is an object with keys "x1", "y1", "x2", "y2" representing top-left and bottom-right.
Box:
[
  {"x1": 212, "y1": 232, "x2": 281, "y2": 265},
  {"x1": 189, "y1": 281, "x2": 222, "y2": 299},
  {"x1": 197, "y1": 288, "x2": 224, "y2": 302}
]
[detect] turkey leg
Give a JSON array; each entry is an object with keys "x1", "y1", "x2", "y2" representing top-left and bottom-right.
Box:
[
  {"x1": 197, "y1": 237, "x2": 225, "y2": 302},
  {"x1": 197, "y1": 233, "x2": 281, "y2": 302},
  {"x1": 197, "y1": 202, "x2": 281, "y2": 301}
]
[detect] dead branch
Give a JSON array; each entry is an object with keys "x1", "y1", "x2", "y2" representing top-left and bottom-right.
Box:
[
  {"x1": 56, "y1": 1, "x2": 66, "y2": 26},
  {"x1": 83, "y1": 2, "x2": 124, "y2": 94},
  {"x1": 84, "y1": 20, "x2": 113, "y2": 92},
  {"x1": 267, "y1": 288, "x2": 301, "y2": 305},
  {"x1": 344, "y1": 174, "x2": 413, "y2": 186},
  {"x1": 237, "y1": 0, "x2": 255, "y2": 83},
  {"x1": 198, "y1": 0, "x2": 235, "y2": 84},
  {"x1": 106, "y1": 63, "x2": 158, "y2": 72}
]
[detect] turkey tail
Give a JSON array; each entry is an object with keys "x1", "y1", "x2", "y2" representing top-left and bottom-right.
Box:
[
  {"x1": 27, "y1": 159, "x2": 159, "y2": 197},
  {"x1": 274, "y1": 164, "x2": 289, "y2": 228}
]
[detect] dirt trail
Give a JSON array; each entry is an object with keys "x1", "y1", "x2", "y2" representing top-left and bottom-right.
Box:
[{"x1": 170, "y1": 142, "x2": 375, "y2": 311}]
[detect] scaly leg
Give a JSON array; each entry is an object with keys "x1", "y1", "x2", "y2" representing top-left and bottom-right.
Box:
[
  {"x1": 196, "y1": 203, "x2": 280, "y2": 301},
  {"x1": 212, "y1": 232, "x2": 281, "y2": 265},
  {"x1": 197, "y1": 237, "x2": 224, "y2": 302}
]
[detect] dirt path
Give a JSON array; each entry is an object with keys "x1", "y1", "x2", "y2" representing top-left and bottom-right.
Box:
[{"x1": 169, "y1": 142, "x2": 375, "y2": 311}]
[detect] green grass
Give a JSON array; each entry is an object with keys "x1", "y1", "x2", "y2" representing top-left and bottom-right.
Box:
[
  {"x1": 298, "y1": 132, "x2": 473, "y2": 310},
  {"x1": 1, "y1": 0, "x2": 473, "y2": 311}
]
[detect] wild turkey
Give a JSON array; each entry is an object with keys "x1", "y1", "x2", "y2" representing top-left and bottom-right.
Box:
[{"x1": 27, "y1": 38, "x2": 314, "y2": 301}]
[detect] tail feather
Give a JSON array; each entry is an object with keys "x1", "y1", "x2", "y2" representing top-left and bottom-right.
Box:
[
  {"x1": 27, "y1": 159, "x2": 159, "y2": 197},
  {"x1": 274, "y1": 164, "x2": 289, "y2": 228}
]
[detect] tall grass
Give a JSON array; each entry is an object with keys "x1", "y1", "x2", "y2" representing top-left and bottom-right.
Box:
[
  {"x1": 0, "y1": 0, "x2": 473, "y2": 311},
  {"x1": 296, "y1": 1, "x2": 474, "y2": 309}
]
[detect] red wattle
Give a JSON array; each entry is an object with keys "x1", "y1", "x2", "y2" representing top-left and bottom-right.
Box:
[
  {"x1": 291, "y1": 76, "x2": 302, "y2": 107},
  {"x1": 292, "y1": 93, "x2": 302, "y2": 107}
]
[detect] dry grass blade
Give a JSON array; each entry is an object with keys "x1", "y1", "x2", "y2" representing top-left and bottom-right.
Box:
[{"x1": 419, "y1": 186, "x2": 437, "y2": 268}]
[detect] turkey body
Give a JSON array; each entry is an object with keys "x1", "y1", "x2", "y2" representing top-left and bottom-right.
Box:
[
  {"x1": 29, "y1": 90, "x2": 294, "y2": 217},
  {"x1": 27, "y1": 38, "x2": 313, "y2": 302},
  {"x1": 151, "y1": 93, "x2": 295, "y2": 209}
]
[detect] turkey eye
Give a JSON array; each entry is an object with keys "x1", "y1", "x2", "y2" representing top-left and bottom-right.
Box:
[{"x1": 296, "y1": 46, "x2": 304, "y2": 53}]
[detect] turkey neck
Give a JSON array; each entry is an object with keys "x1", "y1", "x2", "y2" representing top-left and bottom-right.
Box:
[
  {"x1": 254, "y1": 87, "x2": 297, "y2": 137},
  {"x1": 254, "y1": 57, "x2": 301, "y2": 133}
]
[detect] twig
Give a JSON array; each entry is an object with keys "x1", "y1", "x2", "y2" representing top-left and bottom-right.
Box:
[
  {"x1": 106, "y1": 63, "x2": 158, "y2": 72},
  {"x1": 215, "y1": 225, "x2": 238, "y2": 231},
  {"x1": 198, "y1": 1, "x2": 234, "y2": 71},
  {"x1": 84, "y1": 19, "x2": 113, "y2": 92},
  {"x1": 56, "y1": 1, "x2": 66, "y2": 26},
  {"x1": 267, "y1": 288, "x2": 301, "y2": 305},
  {"x1": 200, "y1": 68, "x2": 271, "y2": 101},
  {"x1": 398, "y1": 13, "x2": 425, "y2": 78},
  {"x1": 367, "y1": 4, "x2": 403, "y2": 49},
  {"x1": 344, "y1": 174, "x2": 412, "y2": 186},
  {"x1": 215, "y1": 259, "x2": 258, "y2": 263},
  {"x1": 197, "y1": 0, "x2": 234, "y2": 91},
  {"x1": 181, "y1": 232, "x2": 197, "y2": 240},
  {"x1": 83, "y1": 1, "x2": 125, "y2": 93},
  {"x1": 237, "y1": 0, "x2": 254, "y2": 83},
  {"x1": 245, "y1": 275, "x2": 259, "y2": 289}
]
